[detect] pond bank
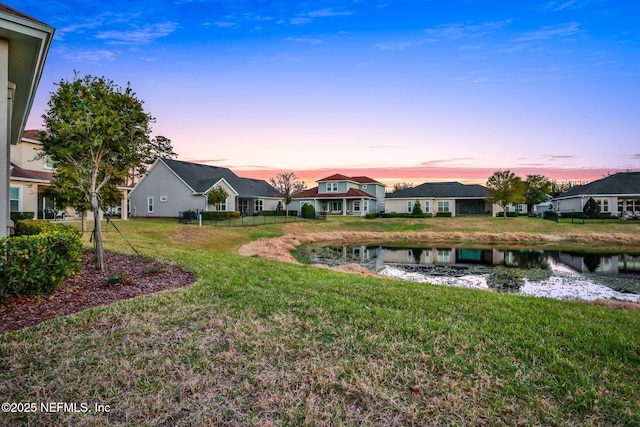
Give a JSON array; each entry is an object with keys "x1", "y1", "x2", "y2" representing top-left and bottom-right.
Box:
[
  {"x1": 238, "y1": 231, "x2": 640, "y2": 310},
  {"x1": 238, "y1": 230, "x2": 640, "y2": 263}
]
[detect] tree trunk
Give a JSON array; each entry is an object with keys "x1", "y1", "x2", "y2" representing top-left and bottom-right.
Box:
[
  {"x1": 81, "y1": 211, "x2": 87, "y2": 232},
  {"x1": 90, "y1": 193, "x2": 105, "y2": 271}
]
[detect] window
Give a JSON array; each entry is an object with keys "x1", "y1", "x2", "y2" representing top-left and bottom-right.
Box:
[
  {"x1": 424, "y1": 201, "x2": 430, "y2": 213},
  {"x1": 353, "y1": 200, "x2": 361, "y2": 212},
  {"x1": 437, "y1": 201, "x2": 450, "y2": 213},
  {"x1": 596, "y1": 199, "x2": 609, "y2": 212},
  {"x1": 363, "y1": 200, "x2": 368, "y2": 212},
  {"x1": 255, "y1": 199, "x2": 263, "y2": 212},
  {"x1": 362, "y1": 184, "x2": 367, "y2": 189},
  {"x1": 160, "y1": 195, "x2": 168, "y2": 202},
  {"x1": 326, "y1": 182, "x2": 338, "y2": 192},
  {"x1": 407, "y1": 201, "x2": 413, "y2": 213},
  {"x1": 9, "y1": 186, "x2": 20, "y2": 212},
  {"x1": 44, "y1": 156, "x2": 54, "y2": 170},
  {"x1": 437, "y1": 249, "x2": 451, "y2": 263},
  {"x1": 216, "y1": 201, "x2": 227, "y2": 211},
  {"x1": 147, "y1": 197, "x2": 154, "y2": 213}
]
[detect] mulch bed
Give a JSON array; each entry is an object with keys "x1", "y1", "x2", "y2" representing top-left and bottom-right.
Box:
[{"x1": 0, "y1": 252, "x2": 195, "y2": 334}]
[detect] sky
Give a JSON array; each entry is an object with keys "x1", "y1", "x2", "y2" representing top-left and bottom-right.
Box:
[{"x1": 15, "y1": 0, "x2": 640, "y2": 187}]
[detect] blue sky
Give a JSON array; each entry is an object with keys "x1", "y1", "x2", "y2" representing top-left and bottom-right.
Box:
[{"x1": 16, "y1": 0, "x2": 640, "y2": 185}]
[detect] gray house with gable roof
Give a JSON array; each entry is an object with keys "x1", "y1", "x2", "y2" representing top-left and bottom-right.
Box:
[{"x1": 129, "y1": 158, "x2": 281, "y2": 217}]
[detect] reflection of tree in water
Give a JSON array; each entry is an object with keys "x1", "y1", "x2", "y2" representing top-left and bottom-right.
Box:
[
  {"x1": 583, "y1": 253, "x2": 602, "y2": 273},
  {"x1": 411, "y1": 248, "x2": 423, "y2": 264},
  {"x1": 507, "y1": 251, "x2": 550, "y2": 270}
]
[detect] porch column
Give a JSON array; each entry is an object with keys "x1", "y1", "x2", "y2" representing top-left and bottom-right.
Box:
[
  {"x1": 0, "y1": 39, "x2": 11, "y2": 237},
  {"x1": 343, "y1": 198, "x2": 347, "y2": 216},
  {"x1": 120, "y1": 189, "x2": 128, "y2": 220},
  {"x1": 361, "y1": 197, "x2": 364, "y2": 216}
]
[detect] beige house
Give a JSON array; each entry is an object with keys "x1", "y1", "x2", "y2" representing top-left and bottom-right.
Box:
[
  {"x1": 10, "y1": 130, "x2": 130, "y2": 220},
  {"x1": 385, "y1": 181, "x2": 498, "y2": 217},
  {"x1": 1, "y1": 5, "x2": 54, "y2": 237}
]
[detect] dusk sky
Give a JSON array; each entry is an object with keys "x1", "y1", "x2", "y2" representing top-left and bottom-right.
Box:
[{"x1": 16, "y1": 0, "x2": 640, "y2": 186}]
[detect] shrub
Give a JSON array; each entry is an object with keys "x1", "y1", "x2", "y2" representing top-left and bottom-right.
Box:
[
  {"x1": 0, "y1": 224, "x2": 82, "y2": 297},
  {"x1": 201, "y1": 211, "x2": 241, "y2": 221},
  {"x1": 365, "y1": 213, "x2": 379, "y2": 219},
  {"x1": 435, "y1": 212, "x2": 452, "y2": 217},
  {"x1": 182, "y1": 210, "x2": 198, "y2": 220},
  {"x1": 10, "y1": 212, "x2": 34, "y2": 223},
  {"x1": 15, "y1": 219, "x2": 73, "y2": 236},
  {"x1": 412, "y1": 200, "x2": 423, "y2": 215},
  {"x1": 275, "y1": 201, "x2": 284, "y2": 215},
  {"x1": 487, "y1": 267, "x2": 525, "y2": 291},
  {"x1": 301, "y1": 203, "x2": 316, "y2": 219},
  {"x1": 380, "y1": 213, "x2": 431, "y2": 218},
  {"x1": 583, "y1": 197, "x2": 600, "y2": 219},
  {"x1": 496, "y1": 211, "x2": 519, "y2": 218}
]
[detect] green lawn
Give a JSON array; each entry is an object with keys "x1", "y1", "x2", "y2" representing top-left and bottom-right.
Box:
[{"x1": 1, "y1": 217, "x2": 639, "y2": 426}]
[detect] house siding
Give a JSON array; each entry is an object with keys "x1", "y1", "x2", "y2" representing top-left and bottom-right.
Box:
[
  {"x1": 130, "y1": 161, "x2": 203, "y2": 217},
  {"x1": 205, "y1": 180, "x2": 237, "y2": 212}
]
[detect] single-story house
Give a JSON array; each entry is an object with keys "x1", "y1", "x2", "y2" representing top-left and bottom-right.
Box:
[
  {"x1": 385, "y1": 181, "x2": 497, "y2": 216},
  {"x1": 551, "y1": 172, "x2": 640, "y2": 218},
  {"x1": 291, "y1": 173, "x2": 386, "y2": 216},
  {"x1": 1, "y1": 5, "x2": 54, "y2": 237},
  {"x1": 129, "y1": 158, "x2": 282, "y2": 217}
]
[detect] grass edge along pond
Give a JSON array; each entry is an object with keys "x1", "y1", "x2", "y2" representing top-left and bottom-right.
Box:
[{"x1": 1, "y1": 217, "x2": 639, "y2": 426}]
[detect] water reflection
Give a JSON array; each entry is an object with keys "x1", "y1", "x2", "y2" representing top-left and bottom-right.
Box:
[{"x1": 307, "y1": 245, "x2": 640, "y2": 302}]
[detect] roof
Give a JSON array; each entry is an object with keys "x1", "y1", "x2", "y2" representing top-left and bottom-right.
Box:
[
  {"x1": 0, "y1": 6, "x2": 54, "y2": 144},
  {"x1": 22, "y1": 129, "x2": 43, "y2": 140},
  {"x1": 293, "y1": 187, "x2": 375, "y2": 199},
  {"x1": 317, "y1": 173, "x2": 385, "y2": 186},
  {"x1": 10, "y1": 162, "x2": 52, "y2": 182},
  {"x1": 161, "y1": 158, "x2": 280, "y2": 198},
  {"x1": 557, "y1": 172, "x2": 640, "y2": 198},
  {"x1": 386, "y1": 181, "x2": 488, "y2": 199},
  {"x1": 0, "y1": 4, "x2": 49, "y2": 25}
]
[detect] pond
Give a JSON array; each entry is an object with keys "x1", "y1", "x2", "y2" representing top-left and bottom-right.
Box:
[{"x1": 301, "y1": 244, "x2": 640, "y2": 303}]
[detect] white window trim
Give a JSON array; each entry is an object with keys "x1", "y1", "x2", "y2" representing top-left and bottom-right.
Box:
[
  {"x1": 147, "y1": 196, "x2": 154, "y2": 213},
  {"x1": 43, "y1": 156, "x2": 54, "y2": 170},
  {"x1": 437, "y1": 201, "x2": 450, "y2": 213},
  {"x1": 326, "y1": 182, "x2": 338, "y2": 192},
  {"x1": 407, "y1": 201, "x2": 412, "y2": 213},
  {"x1": 10, "y1": 185, "x2": 22, "y2": 212}
]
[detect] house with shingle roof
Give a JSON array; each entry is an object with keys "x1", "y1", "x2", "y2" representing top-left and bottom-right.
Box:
[
  {"x1": 129, "y1": 158, "x2": 282, "y2": 217},
  {"x1": 1, "y1": 5, "x2": 54, "y2": 236},
  {"x1": 385, "y1": 181, "x2": 496, "y2": 216},
  {"x1": 291, "y1": 173, "x2": 386, "y2": 216},
  {"x1": 10, "y1": 130, "x2": 130, "y2": 220},
  {"x1": 551, "y1": 172, "x2": 640, "y2": 218}
]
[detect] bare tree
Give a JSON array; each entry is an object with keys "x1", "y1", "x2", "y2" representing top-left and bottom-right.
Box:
[
  {"x1": 269, "y1": 172, "x2": 306, "y2": 217},
  {"x1": 391, "y1": 182, "x2": 414, "y2": 193}
]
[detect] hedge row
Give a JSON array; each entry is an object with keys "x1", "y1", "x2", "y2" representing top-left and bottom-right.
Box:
[
  {"x1": 10, "y1": 212, "x2": 35, "y2": 223},
  {"x1": 0, "y1": 220, "x2": 82, "y2": 301},
  {"x1": 257, "y1": 210, "x2": 298, "y2": 217},
  {"x1": 201, "y1": 211, "x2": 241, "y2": 221}
]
